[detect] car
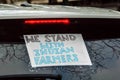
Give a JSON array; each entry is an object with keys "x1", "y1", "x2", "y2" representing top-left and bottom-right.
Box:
[{"x1": 0, "y1": 3, "x2": 120, "y2": 80}]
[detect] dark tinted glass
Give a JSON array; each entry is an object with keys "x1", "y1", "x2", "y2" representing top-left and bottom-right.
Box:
[{"x1": 0, "y1": 18, "x2": 120, "y2": 80}]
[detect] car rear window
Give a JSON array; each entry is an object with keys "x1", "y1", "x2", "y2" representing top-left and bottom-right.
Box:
[{"x1": 0, "y1": 18, "x2": 120, "y2": 80}]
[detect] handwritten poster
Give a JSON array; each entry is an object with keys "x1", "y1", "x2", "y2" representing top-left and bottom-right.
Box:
[{"x1": 24, "y1": 34, "x2": 92, "y2": 67}]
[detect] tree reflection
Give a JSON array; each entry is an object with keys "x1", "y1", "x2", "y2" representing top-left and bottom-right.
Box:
[{"x1": 0, "y1": 39, "x2": 120, "y2": 80}]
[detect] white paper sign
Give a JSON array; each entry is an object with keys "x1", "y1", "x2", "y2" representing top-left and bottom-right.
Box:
[{"x1": 24, "y1": 34, "x2": 92, "y2": 67}]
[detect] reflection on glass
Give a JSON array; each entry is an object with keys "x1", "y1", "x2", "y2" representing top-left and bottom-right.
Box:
[{"x1": 0, "y1": 39, "x2": 120, "y2": 80}]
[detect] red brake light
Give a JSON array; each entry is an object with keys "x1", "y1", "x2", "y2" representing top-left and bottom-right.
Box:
[{"x1": 25, "y1": 19, "x2": 70, "y2": 25}]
